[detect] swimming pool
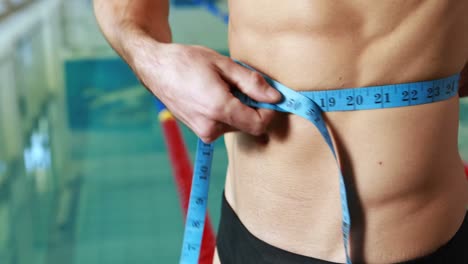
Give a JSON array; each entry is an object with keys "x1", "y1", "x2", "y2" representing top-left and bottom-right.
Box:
[{"x1": 0, "y1": 1, "x2": 467, "y2": 264}]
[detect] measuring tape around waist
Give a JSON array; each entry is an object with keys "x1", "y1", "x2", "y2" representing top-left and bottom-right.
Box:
[{"x1": 179, "y1": 63, "x2": 460, "y2": 264}]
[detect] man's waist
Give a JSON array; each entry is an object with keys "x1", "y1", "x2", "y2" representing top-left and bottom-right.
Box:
[
  {"x1": 225, "y1": 167, "x2": 468, "y2": 263},
  {"x1": 226, "y1": 101, "x2": 463, "y2": 202}
]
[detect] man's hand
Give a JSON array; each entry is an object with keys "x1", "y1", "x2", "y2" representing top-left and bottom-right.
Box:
[
  {"x1": 93, "y1": 0, "x2": 281, "y2": 143},
  {"x1": 129, "y1": 36, "x2": 281, "y2": 143}
]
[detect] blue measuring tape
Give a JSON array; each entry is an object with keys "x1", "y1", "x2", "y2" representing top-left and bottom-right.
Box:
[{"x1": 179, "y1": 62, "x2": 460, "y2": 264}]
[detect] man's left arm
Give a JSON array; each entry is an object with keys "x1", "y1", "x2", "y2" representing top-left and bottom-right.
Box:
[{"x1": 459, "y1": 62, "x2": 468, "y2": 97}]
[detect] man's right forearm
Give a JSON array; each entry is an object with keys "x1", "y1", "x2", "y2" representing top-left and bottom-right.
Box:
[{"x1": 93, "y1": 0, "x2": 171, "y2": 63}]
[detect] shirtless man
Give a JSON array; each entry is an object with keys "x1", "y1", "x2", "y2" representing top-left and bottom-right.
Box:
[{"x1": 94, "y1": 1, "x2": 468, "y2": 263}]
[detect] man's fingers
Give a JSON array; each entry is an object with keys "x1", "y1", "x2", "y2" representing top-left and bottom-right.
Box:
[
  {"x1": 220, "y1": 96, "x2": 272, "y2": 136},
  {"x1": 257, "y1": 109, "x2": 277, "y2": 129},
  {"x1": 218, "y1": 123, "x2": 239, "y2": 135},
  {"x1": 196, "y1": 121, "x2": 238, "y2": 143},
  {"x1": 217, "y1": 59, "x2": 282, "y2": 103}
]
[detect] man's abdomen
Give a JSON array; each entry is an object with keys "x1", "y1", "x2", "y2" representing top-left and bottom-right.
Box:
[{"x1": 225, "y1": 0, "x2": 468, "y2": 262}]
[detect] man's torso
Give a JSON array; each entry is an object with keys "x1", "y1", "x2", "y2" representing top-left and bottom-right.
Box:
[{"x1": 223, "y1": 1, "x2": 468, "y2": 263}]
